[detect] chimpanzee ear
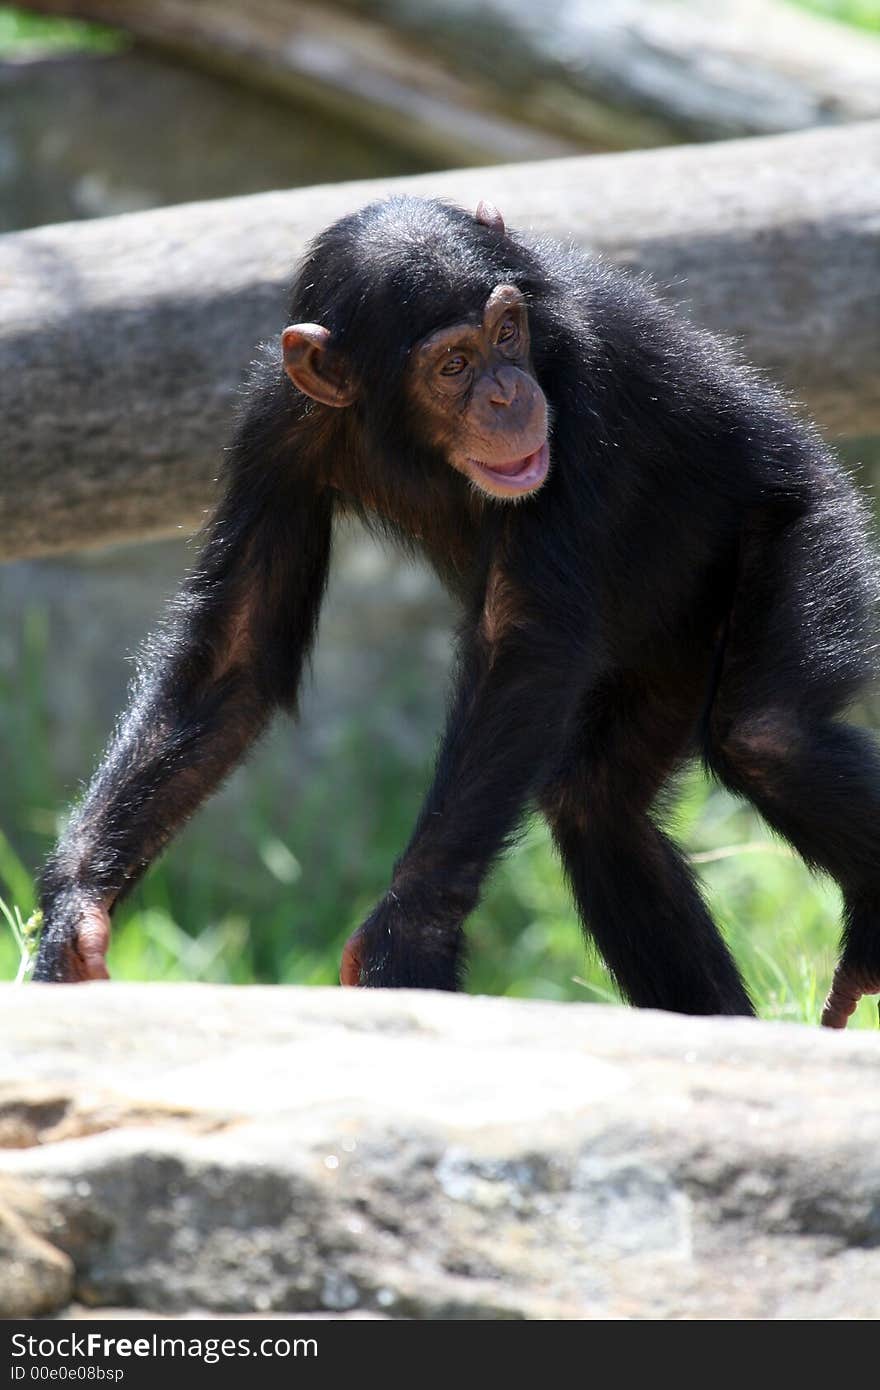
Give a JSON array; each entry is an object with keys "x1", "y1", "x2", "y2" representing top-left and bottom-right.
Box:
[
  {"x1": 475, "y1": 200, "x2": 505, "y2": 235},
  {"x1": 281, "y1": 323, "x2": 357, "y2": 408}
]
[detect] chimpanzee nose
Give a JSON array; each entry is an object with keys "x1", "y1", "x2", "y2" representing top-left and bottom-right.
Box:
[{"x1": 489, "y1": 367, "x2": 518, "y2": 406}]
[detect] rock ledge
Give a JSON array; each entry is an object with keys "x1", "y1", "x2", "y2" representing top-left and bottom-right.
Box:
[{"x1": 2, "y1": 984, "x2": 878, "y2": 1319}]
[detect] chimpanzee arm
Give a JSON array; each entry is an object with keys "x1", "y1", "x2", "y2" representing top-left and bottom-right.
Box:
[
  {"x1": 35, "y1": 406, "x2": 334, "y2": 983},
  {"x1": 342, "y1": 581, "x2": 595, "y2": 989}
]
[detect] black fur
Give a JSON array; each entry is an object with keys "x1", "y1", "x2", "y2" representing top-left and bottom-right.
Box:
[{"x1": 36, "y1": 196, "x2": 880, "y2": 1014}]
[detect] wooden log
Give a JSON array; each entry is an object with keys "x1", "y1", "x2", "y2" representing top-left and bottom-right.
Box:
[
  {"x1": 1, "y1": 122, "x2": 878, "y2": 560},
  {"x1": 16, "y1": 0, "x2": 880, "y2": 156}
]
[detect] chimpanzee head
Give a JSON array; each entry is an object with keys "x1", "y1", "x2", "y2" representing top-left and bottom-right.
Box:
[{"x1": 281, "y1": 196, "x2": 552, "y2": 499}]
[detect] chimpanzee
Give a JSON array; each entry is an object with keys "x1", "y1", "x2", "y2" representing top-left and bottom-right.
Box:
[{"x1": 34, "y1": 195, "x2": 880, "y2": 1028}]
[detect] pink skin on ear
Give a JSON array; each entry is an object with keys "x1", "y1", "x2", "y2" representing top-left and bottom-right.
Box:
[
  {"x1": 281, "y1": 323, "x2": 357, "y2": 408},
  {"x1": 475, "y1": 200, "x2": 505, "y2": 235},
  {"x1": 282, "y1": 323, "x2": 331, "y2": 356}
]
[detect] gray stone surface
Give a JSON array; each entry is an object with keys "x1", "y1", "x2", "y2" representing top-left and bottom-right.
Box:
[
  {"x1": 3, "y1": 120, "x2": 879, "y2": 561},
  {"x1": 0, "y1": 1178, "x2": 74, "y2": 1318},
  {"x1": 1, "y1": 984, "x2": 879, "y2": 1319}
]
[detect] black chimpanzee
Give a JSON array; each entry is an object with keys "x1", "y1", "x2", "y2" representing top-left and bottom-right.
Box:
[{"x1": 35, "y1": 195, "x2": 880, "y2": 1028}]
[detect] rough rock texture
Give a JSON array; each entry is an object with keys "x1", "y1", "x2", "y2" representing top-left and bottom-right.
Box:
[
  {"x1": 1, "y1": 984, "x2": 879, "y2": 1319},
  {"x1": 2, "y1": 121, "x2": 879, "y2": 561},
  {"x1": 0, "y1": 1178, "x2": 74, "y2": 1317}
]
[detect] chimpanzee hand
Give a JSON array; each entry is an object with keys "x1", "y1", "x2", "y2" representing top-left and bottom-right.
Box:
[
  {"x1": 33, "y1": 896, "x2": 111, "y2": 983},
  {"x1": 340, "y1": 891, "x2": 463, "y2": 991}
]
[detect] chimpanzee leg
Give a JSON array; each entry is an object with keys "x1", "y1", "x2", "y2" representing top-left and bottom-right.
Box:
[
  {"x1": 542, "y1": 674, "x2": 754, "y2": 1015},
  {"x1": 35, "y1": 413, "x2": 335, "y2": 985},
  {"x1": 705, "y1": 513, "x2": 880, "y2": 1026},
  {"x1": 708, "y1": 702, "x2": 880, "y2": 1026},
  {"x1": 343, "y1": 607, "x2": 598, "y2": 990}
]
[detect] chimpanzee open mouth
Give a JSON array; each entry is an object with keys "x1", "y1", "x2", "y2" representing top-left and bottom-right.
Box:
[{"x1": 469, "y1": 440, "x2": 550, "y2": 495}]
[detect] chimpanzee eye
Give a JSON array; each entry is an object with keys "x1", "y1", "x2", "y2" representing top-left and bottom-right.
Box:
[
  {"x1": 440, "y1": 354, "x2": 468, "y2": 376},
  {"x1": 497, "y1": 318, "x2": 518, "y2": 345}
]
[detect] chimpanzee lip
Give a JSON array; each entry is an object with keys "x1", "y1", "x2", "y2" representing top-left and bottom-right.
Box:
[{"x1": 469, "y1": 440, "x2": 550, "y2": 493}]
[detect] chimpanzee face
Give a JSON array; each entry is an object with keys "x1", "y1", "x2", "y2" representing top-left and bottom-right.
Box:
[
  {"x1": 281, "y1": 285, "x2": 550, "y2": 502},
  {"x1": 405, "y1": 283, "x2": 550, "y2": 500}
]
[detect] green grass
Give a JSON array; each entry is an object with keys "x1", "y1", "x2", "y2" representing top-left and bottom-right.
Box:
[
  {"x1": 0, "y1": 606, "x2": 876, "y2": 1028},
  {"x1": 0, "y1": 6, "x2": 124, "y2": 53},
  {"x1": 789, "y1": 0, "x2": 880, "y2": 30}
]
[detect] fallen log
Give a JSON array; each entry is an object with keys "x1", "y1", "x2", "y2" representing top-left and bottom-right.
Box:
[
  {"x1": 16, "y1": 0, "x2": 880, "y2": 156},
  {"x1": 1, "y1": 122, "x2": 878, "y2": 560}
]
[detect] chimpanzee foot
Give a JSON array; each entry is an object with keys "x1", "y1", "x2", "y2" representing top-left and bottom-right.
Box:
[
  {"x1": 338, "y1": 923, "x2": 460, "y2": 990},
  {"x1": 821, "y1": 963, "x2": 880, "y2": 1029},
  {"x1": 338, "y1": 896, "x2": 462, "y2": 990},
  {"x1": 339, "y1": 925, "x2": 365, "y2": 987},
  {"x1": 32, "y1": 903, "x2": 111, "y2": 983}
]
